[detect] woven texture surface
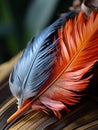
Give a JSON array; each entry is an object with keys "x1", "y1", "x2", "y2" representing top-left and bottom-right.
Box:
[{"x1": 0, "y1": 80, "x2": 98, "y2": 130}]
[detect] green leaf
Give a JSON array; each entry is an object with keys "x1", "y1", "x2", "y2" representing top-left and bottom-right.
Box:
[
  {"x1": 0, "y1": 0, "x2": 19, "y2": 57},
  {"x1": 24, "y1": 0, "x2": 59, "y2": 38}
]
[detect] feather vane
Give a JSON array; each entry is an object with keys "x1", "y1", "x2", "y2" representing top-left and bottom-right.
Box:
[{"x1": 9, "y1": 11, "x2": 76, "y2": 106}]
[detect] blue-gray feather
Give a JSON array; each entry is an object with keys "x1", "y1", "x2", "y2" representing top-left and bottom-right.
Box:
[{"x1": 9, "y1": 11, "x2": 77, "y2": 107}]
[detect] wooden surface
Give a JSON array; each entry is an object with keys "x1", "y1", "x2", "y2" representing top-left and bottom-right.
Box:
[
  {"x1": 0, "y1": 78, "x2": 98, "y2": 130},
  {"x1": 0, "y1": 52, "x2": 22, "y2": 84}
]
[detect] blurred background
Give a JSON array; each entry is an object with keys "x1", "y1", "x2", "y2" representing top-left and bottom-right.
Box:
[{"x1": 0, "y1": 0, "x2": 74, "y2": 64}]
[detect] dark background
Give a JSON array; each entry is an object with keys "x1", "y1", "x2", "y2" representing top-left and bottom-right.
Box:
[{"x1": 0, "y1": 0, "x2": 74, "y2": 64}]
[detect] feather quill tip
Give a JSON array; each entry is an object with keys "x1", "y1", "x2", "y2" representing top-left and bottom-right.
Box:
[{"x1": 7, "y1": 99, "x2": 32, "y2": 123}]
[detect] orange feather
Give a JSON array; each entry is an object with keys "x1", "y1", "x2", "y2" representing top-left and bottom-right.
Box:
[
  {"x1": 7, "y1": 11, "x2": 98, "y2": 123},
  {"x1": 31, "y1": 11, "x2": 98, "y2": 117}
]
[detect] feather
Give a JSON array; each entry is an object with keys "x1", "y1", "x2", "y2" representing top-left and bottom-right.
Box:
[
  {"x1": 8, "y1": 11, "x2": 98, "y2": 123},
  {"x1": 9, "y1": 11, "x2": 77, "y2": 108}
]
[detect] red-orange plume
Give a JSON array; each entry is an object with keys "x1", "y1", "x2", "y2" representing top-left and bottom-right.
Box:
[
  {"x1": 8, "y1": 11, "x2": 98, "y2": 123},
  {"x1": 34, "y1": 11, "x2": 98, "y2": 117}
]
